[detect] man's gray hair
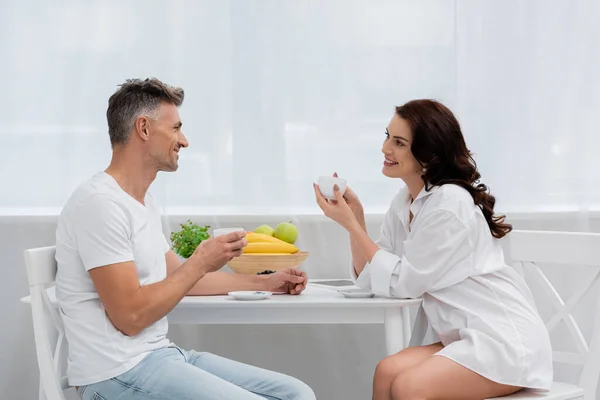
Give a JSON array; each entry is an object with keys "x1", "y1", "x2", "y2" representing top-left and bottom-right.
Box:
[{"x1": 106, "y1": 78, "x2": 184, "y2": 146}]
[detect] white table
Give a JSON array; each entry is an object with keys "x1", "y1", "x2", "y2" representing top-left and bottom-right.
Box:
[{"x1": 21, "y1": 282, "x2": 421, "y2": 356}]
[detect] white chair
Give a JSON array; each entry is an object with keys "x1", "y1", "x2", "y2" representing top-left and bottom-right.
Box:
[
  {"x1": 23, "y1": 245, "x2": 70, "y2": 400},
  {"x1": 488, "y1": 230, "x2": 600, "y2": 400}
]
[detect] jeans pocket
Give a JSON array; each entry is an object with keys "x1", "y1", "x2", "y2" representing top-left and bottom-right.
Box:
[
  {"x1": 92, "y1": 392, "x2": 108, "y2": 400},
  {"x1": 168, "y1": 344, "x2": 188, "y2": 361}
]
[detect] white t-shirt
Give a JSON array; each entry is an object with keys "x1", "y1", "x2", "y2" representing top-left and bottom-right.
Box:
[{"x1": 55, "y1": 172, "x2": 171, "y2": 386}]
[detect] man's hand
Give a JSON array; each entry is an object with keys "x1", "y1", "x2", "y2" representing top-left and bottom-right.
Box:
[
  {"x1": 191, "y1": 231, "x2": 247, "y2": 273},
  {"x1": 264, "y1": 268, "x2": 308, "y2": 295}
]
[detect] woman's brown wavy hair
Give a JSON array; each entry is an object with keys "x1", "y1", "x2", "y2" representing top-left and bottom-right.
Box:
[{"x1": 395, "y1": 99, "x2": 512, "y2": 239}]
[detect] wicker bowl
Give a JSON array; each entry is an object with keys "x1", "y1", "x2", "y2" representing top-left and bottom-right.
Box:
[{"x1": 226, "y1": 252, "x2": 309, "y2": 275}]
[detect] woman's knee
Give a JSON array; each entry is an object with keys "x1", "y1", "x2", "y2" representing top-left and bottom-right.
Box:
[
  {"x1": 374, "y1": 356, "x2": 402, "y2": 384},
  {"x1": 390, "y1": 372, "x2": 427, "y2": 400},
  {"x1": 374, "y1": 348, "x2": 426, "y2": 384}
]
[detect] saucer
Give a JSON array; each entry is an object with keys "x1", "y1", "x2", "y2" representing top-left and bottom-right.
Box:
[
  {"x1": 338, "y1": 289, "x2": 375, "y2": 299},
  {"x1": 228, "y1": 291, "x2": 273, "y2": 301}
]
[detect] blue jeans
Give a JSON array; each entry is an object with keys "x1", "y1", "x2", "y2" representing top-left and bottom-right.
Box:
[{"x1": 77, "y1": 346, "x2": 316, "y2": 400}]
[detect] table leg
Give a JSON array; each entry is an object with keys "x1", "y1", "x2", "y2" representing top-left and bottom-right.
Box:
[
  {"x1": 402, "y1": 306, "x2": 412, "y2": 348},
  {"x1": 384, "y1": 308, "x2": 405, "y2": 356}
]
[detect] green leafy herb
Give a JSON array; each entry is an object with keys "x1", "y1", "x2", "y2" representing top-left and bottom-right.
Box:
[{"x1": 170, "y1": 220, "x2": 210, "y2": 259}]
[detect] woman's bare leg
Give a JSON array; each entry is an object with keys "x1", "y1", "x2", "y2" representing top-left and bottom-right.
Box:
[
  {"x1": 372, "y1": 343, "x2": 443, "y2": 400},
  {"x1": 390, "y1": 355, "x2": 522, "y2": 400}
]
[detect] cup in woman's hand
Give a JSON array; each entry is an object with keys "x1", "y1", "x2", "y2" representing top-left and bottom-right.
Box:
[{"x1": 317, "y1": 176, "x2": 347, "y2": 200}]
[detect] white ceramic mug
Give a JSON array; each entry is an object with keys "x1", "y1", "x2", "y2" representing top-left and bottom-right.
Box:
[
  {"x1": 213, "y1": 227, "x2": 244, "y2": 237},
  {"x1": 317, "y1": 176, "x2": 348, "y2": 200}
]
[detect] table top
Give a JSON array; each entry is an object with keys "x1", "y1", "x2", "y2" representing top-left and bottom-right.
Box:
[
  {"x1": 21, "y1": 281, "x2": 422, "y2": 309},
  {"x1": 177, "y1": 285, "x2": 421, "y2": 308}
]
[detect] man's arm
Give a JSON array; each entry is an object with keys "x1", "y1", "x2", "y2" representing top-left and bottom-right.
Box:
[
  {"x1": 89, "y1": 256, "x2": 207, "y2": 336},
  {"x1": 165, "y1": 249, "x2": 269, "y2": 295},
  {"x1": 89, "y1": 231, "x2": 247, "y2": 337},
  {"x1": 74, "y1": 194, "x2": 248, "y2": 336}
]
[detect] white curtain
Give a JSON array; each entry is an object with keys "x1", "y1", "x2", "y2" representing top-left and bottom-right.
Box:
[
  {"x1": 456, "y1": 0, "x2": 600, "y2": 215},
  {"x1": 2, "y1": 0, "x2": 598, "y2": 215}
]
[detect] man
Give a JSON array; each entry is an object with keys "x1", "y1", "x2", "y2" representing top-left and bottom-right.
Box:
[{"x1": 55, "y1": 78, "x2": 316, "y2": 400}]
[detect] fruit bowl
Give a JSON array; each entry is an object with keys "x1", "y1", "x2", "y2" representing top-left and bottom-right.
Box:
[{"x1": 227, "y1": 252, "x2": 309, "y2": 275}]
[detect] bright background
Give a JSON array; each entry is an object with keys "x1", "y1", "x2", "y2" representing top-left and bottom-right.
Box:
[
  {"x1": 2, "y1": 0, "x2": 598, "y2": 215},
  {"x1": 2, "y1": 0, "x2": 599, "y2": 398}
]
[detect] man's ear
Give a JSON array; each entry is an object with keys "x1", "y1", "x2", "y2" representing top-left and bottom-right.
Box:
[{"x1": 134, "y1": 116, "x2": 151, "y2": 142}]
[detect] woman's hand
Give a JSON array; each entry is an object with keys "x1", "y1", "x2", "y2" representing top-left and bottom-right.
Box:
[
  {"x1": 314, "y1": 173, "x2": 379, "y2": 273},
  {"x1": 313, "y1": 181, "x2": 357, "y2": 230},
  {"x1": 332, "y1": 172, "x2": 364, "y2": 218}
]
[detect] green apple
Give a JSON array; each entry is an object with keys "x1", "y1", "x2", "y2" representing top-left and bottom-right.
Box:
[
  {"x1": 254, "y1": 224, "x2": 275, "y2": 236},
  {"x1": 274, "y1": 222, "x2": 298, "y2": 244}
]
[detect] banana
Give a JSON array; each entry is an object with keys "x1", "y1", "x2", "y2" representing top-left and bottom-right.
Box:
[
  {"x1": 245, "y1": 232, "x2": 288, "y2": 245},
  {"x1": 244, "y1": 253, "x2": 291, "y2": 256},
  {"x1": 243, "y1": 241, "x2": 298, "y2": 254}
]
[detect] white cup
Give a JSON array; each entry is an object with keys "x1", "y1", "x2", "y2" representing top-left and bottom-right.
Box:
[
  {"x1": 213, "y1": 227, "x2": 244, "y2": 237},
  {"x1": 317, "y1": 176, "x2": 347, "y2": 200}
]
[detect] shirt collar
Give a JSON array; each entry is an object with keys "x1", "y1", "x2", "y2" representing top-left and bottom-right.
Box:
[{"x1": 407, "y1": 184, "x2": 438, "y2": 216}]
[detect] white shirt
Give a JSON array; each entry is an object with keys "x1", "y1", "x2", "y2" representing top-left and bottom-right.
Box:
[
  {"x1": 55, "y1": 172, "x2": 171, "y2": 386},
  {"x1": 352, "y1": 184, "x2": 553, "y2": 390}
]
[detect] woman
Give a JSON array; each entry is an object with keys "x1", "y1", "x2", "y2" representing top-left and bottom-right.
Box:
[{"x1": 313, "y1": 100, "x2": 552, "y2": 400}]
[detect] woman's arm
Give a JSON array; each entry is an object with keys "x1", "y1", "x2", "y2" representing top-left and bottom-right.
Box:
[
  {"x1": 315, "y1": 183, "x2": 475, "y2": 298},
  {"x1": 349, "y1": 210, "x2": 370, "y2": 276},
  {"x1": 348, "y1": 216, "x2": 380, "y2": 276},
  {"x1": 313, "y1": 183, "x2": 382, "y2": 277}
]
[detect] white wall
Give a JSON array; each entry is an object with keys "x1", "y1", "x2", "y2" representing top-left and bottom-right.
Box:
[{"x1": 3, "y1": 213, "x2": 599, "y2": 399}]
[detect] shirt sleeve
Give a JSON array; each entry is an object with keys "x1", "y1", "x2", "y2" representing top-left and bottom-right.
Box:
[
  {"x1": 73, "y1": 194, "x2": 134, "y2": 271},
  {"x1": 350, "y1": 204, "x2": 399, "y2": 290},
  {"x1": 369, "y1": 209, "x2": 475, "y2": 298}
]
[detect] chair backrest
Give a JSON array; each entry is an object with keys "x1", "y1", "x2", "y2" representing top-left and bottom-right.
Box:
[
  {"x1": 508, "y1": 230, "x2": 600, "y2": 400},
  {"x1": 24, "y1": 246, "x2": 69, "y2": 400}
]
